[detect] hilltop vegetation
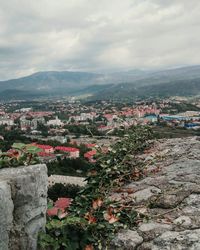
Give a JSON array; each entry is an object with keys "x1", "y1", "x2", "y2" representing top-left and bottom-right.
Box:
[
  {"x1": 1, "y1": 66, "x2": 200, "y2": 100},
  {"x1": 92, "y1": 78, "x2": 200, "y2": 101}
]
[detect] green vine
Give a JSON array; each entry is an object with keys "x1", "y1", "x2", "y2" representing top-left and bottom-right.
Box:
[
  {"x1": 38, "y1": 126, "x2": 154, "y2": 250},
  {"x1": 0, "y1": 143, "x2": 42, "y2": 168}
]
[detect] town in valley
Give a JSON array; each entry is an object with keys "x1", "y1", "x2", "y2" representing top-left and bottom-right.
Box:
[{"x1": 1, "y1": 96, "x2": 200, "y2": 182}]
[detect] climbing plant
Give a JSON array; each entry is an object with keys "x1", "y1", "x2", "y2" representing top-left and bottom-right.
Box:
[
  {"x1": 0, "y1": 143, "x2": 42, "y2": 168},
  {"x1": 38, "y1": 126, "x2": 154, "y2": 250}
]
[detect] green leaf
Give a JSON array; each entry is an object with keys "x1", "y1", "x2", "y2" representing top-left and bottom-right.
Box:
[
  {"x1": 26, "y1": 145, "x2": 42, "y2": 154},
  {"x1": 12, "y1": 143, "x2": 26, "y2": 150}
]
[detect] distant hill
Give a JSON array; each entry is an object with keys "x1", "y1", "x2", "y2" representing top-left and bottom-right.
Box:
[
  {"x1": 0, "y1": 71, "x2": 103, "y2": 92},
  {"x1": 1, "y1": 66, "x2": 200, "y2": 100},
  {"x1": 91, "y1": 65, "x2": 200, "y2": 100},
  {"x1": 92, "y1": 78, "x2": 200, "y2": 101},
  {"x1": 0, "y1": 89, "x2": 39, "y2": 100}
]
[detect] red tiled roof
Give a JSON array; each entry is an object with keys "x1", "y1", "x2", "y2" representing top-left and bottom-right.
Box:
[
  {"x1": 84, "y1": 150, "x2": 97, "y2": 159},
  {"x1": 37, "y1": 152, "x2": 55, "y2": 157},
  {"x1": 34, "y1": 144, "x2": 54, "y2": 150},
  {"x1": 55, "y1": 146, "x2": 80, "y2": 152}
]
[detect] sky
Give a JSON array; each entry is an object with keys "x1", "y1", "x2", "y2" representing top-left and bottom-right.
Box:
[{"x1": 1, "y1": 0, "x2": 200, "y2": 80}]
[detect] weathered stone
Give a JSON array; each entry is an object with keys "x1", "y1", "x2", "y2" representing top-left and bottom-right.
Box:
[
  {"x1": 151, "y1": 229, "x2": 200, "y2": 250},
  {"x1": 137, "y1": 242, "x2": 156, "y2": 250},
  {"x1": 111, "y1": 137, "x2": 200, "y2": 249},
  {"x1": 0, "y1": 164, "x2": 48, "y2": 250},
  {"x1": 1, "y1": 137, "x2": 200, "y2": 250},
  {"x1": 138, "y1": 222, "x2": 172, "y2": 241},
  {"x1": 111, "y1": 230, "x2": 143, "y2": 250},
  {"x1": 131, "y1": 186, "x2": 161, "y2": 203},
  {"x1": 0, "y1": 181, "x2": 14, "y2": 250},
  {"x1": 139, "y1": 222, "x2": 172, "y2": 232},
  {"x1": 149, "y1": 190, "x2": 190, "y2": 209},
  {"x1": 182, "y1": 194, "x2": 200, "y2": 213},
  {"x1": 174, "y1": 216, "x2": 192, "y2": 227}
]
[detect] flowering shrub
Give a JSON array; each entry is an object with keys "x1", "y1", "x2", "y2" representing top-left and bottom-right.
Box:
[
  {"x1": 47, "y1": 198, "x2": 72, "y2": 219},
  {"x1": 0, "y1": 142, "x2": 42, "y2": 168}
]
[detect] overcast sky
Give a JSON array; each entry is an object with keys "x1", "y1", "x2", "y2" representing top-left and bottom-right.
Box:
[{"x1": 1, "y1": 0, "x2": 200, "y2": 80}]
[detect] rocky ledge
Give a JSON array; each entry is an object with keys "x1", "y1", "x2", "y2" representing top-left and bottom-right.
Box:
[
  {"x1": 0, "y1": 164, "x2": 48, "y2": 250},
  {"x1": 111, "y1": 137, "x2": 200, "y2": 250}
]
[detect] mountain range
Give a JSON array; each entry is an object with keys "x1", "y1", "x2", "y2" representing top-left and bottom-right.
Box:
[{"x1": 1, "y1": 65, "x2": 200, "y2": 101}]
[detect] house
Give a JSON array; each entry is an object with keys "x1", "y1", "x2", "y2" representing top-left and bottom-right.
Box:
[
  {"x1": 80, "y1": 112, "x2": 96, "y2": 121},
  {"x1": 19, "y1": 108, "x2": 32, "y2": 113},
  {"x1": 144, "y1": 115, "x2": 158, "y2": 123},
  {"x1": 69, "y1": 112, "x2": 96, "y2": 123},
  {"x1": 0, "y1": 117, "x2": 14, "y2": 126},
  {"x1": 103, "y1": 114, "x2": 118, "y2": 122},
  {"x1": 20, "y1": 116, "x2": 44, "y2": 131},
  {"x1": 28, "y1": 111, "x2": 54, "y2": 118},
  {"x1": 20, "y1": 116, "x2": 31, "y2": 131},
  {"x1": 84, "y1": 150, "x2": 97, "y2": 162},
  {"x1": 55, "y1": 146, "x2": 80, "y2": 158},
  {"x1": 34, "y1": 144, "x2": 54, "y2": 153},
  {"x1": 98, "y1": 125, "x2": 113, "y2": 132},
  {"x1": 37, "y1": 151, "x2": 56, "y2": 163},
  {"x1": 47, "y1": 116, "x2": 64, "y2": 127}
]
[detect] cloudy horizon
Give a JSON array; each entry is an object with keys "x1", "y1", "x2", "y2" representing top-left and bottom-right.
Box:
[{"x1": 1, "y1": 0, "x2": 200, "y2": 80}]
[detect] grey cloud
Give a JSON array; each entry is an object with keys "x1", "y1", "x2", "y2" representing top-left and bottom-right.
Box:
[{"x1": 0, "y1": 0, "x2": 200, "y2": 79}]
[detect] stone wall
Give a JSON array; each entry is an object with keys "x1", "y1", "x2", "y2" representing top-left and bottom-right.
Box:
[
  {"x1": 111, "y1": 137, "x2": 200, "y2": 249},
  {"x1": 1, "y1": 137, "x2": 200, "y2": 250},
  {"x1": 0, "y1": 164, "x2": 48, "y2": 250}
]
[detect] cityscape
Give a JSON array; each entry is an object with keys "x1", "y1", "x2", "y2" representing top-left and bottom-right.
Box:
[
  {"x1": 1, "y1": 96, "x2": 200, "y2": 176},
  {"x1": 1, "y1": 0, "x2": 200, "y2": 249}
]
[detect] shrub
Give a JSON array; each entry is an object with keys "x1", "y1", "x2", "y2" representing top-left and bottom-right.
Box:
[
  {"x1": 38, "y1": 126, "x2": 154, "y2": 249},
  {"x1": 48, "y1": 183, "x2": 83, "y2": 201}
]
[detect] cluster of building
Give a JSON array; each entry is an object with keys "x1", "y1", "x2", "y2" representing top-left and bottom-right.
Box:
[
  {"x1": 69, "y1": 112, "x2": 96, "y2": 123},
  {"x1": 30, "y1": 143, "x2": 79, "y2": 159},
  {"x1": 159, "y1": 113, "x2": 200, "y2": 129},
  {"x1": 1, "y1": 98, "x2": 200, "y2": 165},
  {"x1": 1, "y1": 100, "x2": 200, "y2": 134},
  {"x1": 29, "y1": 142, "x2": 98, "y2": 163},
  {"x1": 0, "y1": 116, "x2": 14, "y2": 126}
]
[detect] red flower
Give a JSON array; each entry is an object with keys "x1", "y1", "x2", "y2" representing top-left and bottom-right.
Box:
[
  {"x1": 92, "y1": 198, "x2": 103, "y2": 210},
  {"x1": 85, "y1": 212, "x2": 97, "y2": 224},
  {"x1": 47, "y1": 198, "x2": 71, "y2": 218},
  {"x1": 85, "y1": 245, "x2": 94, "y2": 250},
  {"x1": 104, "y1": 207, "x2": 119, "y2": 224},
  {"x1": 55, "y1": 198, "x2": 71, "y2": 209},
  {"x1": 47, "y1": 207, "x2": 60, "y2": 217}
]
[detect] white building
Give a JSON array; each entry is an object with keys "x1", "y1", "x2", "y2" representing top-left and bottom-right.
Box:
[
  {"x1": 69, "y1": 113, "x2": 96, "y2": 123},
  {"x1": 47, "y1": 116, "x2": 64, "y2": 127},
  {"x1": 15, "y1": 107, "x2": 32, "y2": 113},
  {"x1": 80, "y1": 112, "x2": 96, "y2": 121},
  {"x1": 0, "y1": 117, "x2": 14, "y2": 126}
]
